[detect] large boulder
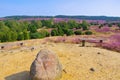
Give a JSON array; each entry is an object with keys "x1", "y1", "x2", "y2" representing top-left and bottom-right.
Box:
[{"x1": 30, "y1": 49, "x2": 62, "y2": 80}]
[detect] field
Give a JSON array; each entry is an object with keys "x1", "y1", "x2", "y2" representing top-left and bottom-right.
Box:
[
  {"x1": 0, "y1": 38, "x2": 120, "y2": 80},
  {"x1": 0, "y1": 17, "x2": 120, "y2": 80}
]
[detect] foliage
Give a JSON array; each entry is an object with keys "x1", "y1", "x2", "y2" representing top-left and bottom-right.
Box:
[
  {"x1": 57, "y1": 26, "x2": 64, "y2": 36},
  {"x1": 31, "y1": 20, "x2": 42, "y2": 28},
  {"x1": 51, "y1": 29, "x2": 58, "y2": 36},
  {"x1": 81, "y1": 20, "x2": 89, "y2": 30},
  {"x1": 23, "y1": 30, "x2": 30, "y2": 40},
  {"x1": 95, "y1": 26, "x2": 111, "y2": 32},
  {"x1": 97, "y1": 34, "x2": 120, "y2": 52},
  {"x1": 10, "y1": 31, "x2": 18, "y2": 41},
  {"x1": 84, "y1": 31, "x2": 93, "y2": 35},
  {"x1": 74, "y1": 30, "x2": 82, "y2": 35},
  {"x1": 41, "y1": 20, "x2": 53, "y2": 28},
  {"x1": 30, "y1": 32, "x2": 41, "y2": 39},
  {"x1": 108, "y1": 23, "x2": 112, "y2": 27},
  {"x1": 68, "y1": 20, "x2": 78, "y2": 29},
  {"x1": 28, "y1": 24, "x2": 37, "y2": 33},
  {"x1": 67, "y1": 30, "x2": 74, "y2": 36},
  {"x1": 17, "y1": 32, "x2": 24, "y2": 41},
  {"x1": 39, "y1": 30, "x2": 50, "y2": 37},
  {"x1": 30, "y1": 30, "x2": 49, "y2": 39}
]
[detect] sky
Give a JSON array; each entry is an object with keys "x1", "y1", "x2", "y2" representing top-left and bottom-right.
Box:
[{"x1": 0, "y1": 0, "x2": 120, "y2": 17}]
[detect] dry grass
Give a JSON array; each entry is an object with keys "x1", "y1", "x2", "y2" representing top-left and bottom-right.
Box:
[{"x1": 0, "y1": 39, "x2": 120, "y2": 80}]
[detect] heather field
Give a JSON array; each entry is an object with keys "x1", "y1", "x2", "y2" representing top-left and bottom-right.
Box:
[
  {"x1": 1, "y1": 0, "x2": 120, "y2": 80},
  {"x1": 0, "y1": 17, "x2": 120, "y2": 80}
]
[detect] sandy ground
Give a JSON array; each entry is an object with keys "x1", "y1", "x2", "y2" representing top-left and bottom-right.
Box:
[{"x1": 0, "y1": 40, "x2": 120, "y2": 80}]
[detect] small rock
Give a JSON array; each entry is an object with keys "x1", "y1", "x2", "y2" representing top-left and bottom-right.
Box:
[
  {"x1": 63, "y1": 69, "x2": 67, "y2": 74},
  {"x1": 20, "y1": 42, "x2": 24, "y2": 46},
  {"x1": 90, "y1": 68, "x2": 95, "y2": 72},
  {"x1": 31, "y1": 47, "x2": 35, "y2": 51},
  {"x1": 1, "y1": 46, "x2": 4, "y2": 49},
  {"x1": 97, "y1": 52, "x2": 101, "y2": 54}
]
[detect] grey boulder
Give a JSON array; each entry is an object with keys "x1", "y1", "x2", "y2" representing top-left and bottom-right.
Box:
[{"x1": 30, "y1": 49, "x2": 62, "y2": 80}]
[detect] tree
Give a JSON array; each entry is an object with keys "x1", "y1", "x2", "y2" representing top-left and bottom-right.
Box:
[
  {"x1": 51, "y1": 29, "x2": 58, "y2": 36},
  {"x1": 56, "y1": 21, "x2": 69, "y2": 29},
  {"x1": 23, "y1": 30, "x2": 30, "y2": 40},
  {"x1": 68, "y1": 20, "x2": 78, "y2": 29},
  {"x1": 76, "y1": 24, "x2": 82, "y2": 29},
  {"x1": 39, "y1": 30, "x2": 50, "y2": 38},
  {"x1": 30, "y1": 32, "x2": 42, "y2": 39},
  {"x1": 28, "y1": 24, "x2": 37, "y2": 33},
  {"x1": 41, "y1": 20, "x2": 53, "y2": 28},
  {"x1": 11, "y1": 31, "x2": 18, "y2": 41},
  {"x1": 0, "y1": 32, "x2": 4, "y2": 42},
  {"x1": 1, "y1": 31, "x2": 12, "y2": 42},
  {"x1": 66, "y1": 30, "x2": 74, "y2": 36},
  {"x1": 81, "y1": 20, "x2": 89, "y2": 30},
  {"x1": 19, "y1": 21, "x2": 29, "y2": 31},
  {"x1": 0, "y1": 21, "x2": 5, "y2": 28},
  {"x1": 57, "y1": 26, "x2": 64, "y2": 36},
  {"x1": 17, "y1": 32, "x2": 24, "y2": 40},
  {"x1": 4, "y1": 20, "x2": 20, "y2": 32},
  {"x1": 31, "y1": 20, "x2": 42, "y2": 29}
]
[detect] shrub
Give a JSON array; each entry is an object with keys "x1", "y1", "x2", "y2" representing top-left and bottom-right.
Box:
[
  {"x1": 74, "y1": 30, "x2": 82, "y2": 35},
  {"x1": 85, "y1": 31, "x2": 93, "y2": 35},
  {"x1": 51, "y1": 29, "x2": 58, "y2": 36},
  {"x1": 23, "y1": 31, "x2": 30, "y2": 40},
  {"x1": 30, "y1": 32, "x2": 41, "y2": 39},
  {"x1": 17, "y1": 32, "x2": 24, "y2": 40},
  {"x1": 96, "y1": 34, "x2": 120, "y2": 52},
  {"x1": 40, "y1": 30, "x2": 50, "y2": 37},
  {"x1": 57, "y1": 26, "x2": 64, "y2": 36},
  {"x1": 66, "y1": 30, "x2": 74, "y2": 36}
]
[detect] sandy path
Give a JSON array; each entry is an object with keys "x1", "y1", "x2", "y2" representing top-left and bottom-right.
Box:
[{"x1": 0, "y1": 42, "x2": 120, "y2": 80}]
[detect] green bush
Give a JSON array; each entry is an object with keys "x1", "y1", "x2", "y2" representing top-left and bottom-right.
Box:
[
  {"x1": 66, "y1": 30, "x2": 74, "y2": 36},
  {"x1": 17, "y1": 32, "x2": 24, "y2": 40},
  {"x1": 30, "y1": 30, "x2": 50, "y2": 39},
  {"x1": 39, "y1": 30, "x2": 50, "y2": 38},
  {"x1": 30, "y1": 32, "x2": 41, "y2": 39},
  {"x1": 74, "y1": 30, "x2": 82, "y2": 35},
  {"x1": 84, "y1": 31, "x2": 93, "y2": 35},
  {"x1": 51, "y1": 29, "x2": 58, "y2": 36},
  {"x1": 23, "y1": 31, "x2": 30, "y2": 40}
]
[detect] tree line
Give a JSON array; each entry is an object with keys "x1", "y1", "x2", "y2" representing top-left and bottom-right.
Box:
[
  {"x1": 0, "y1": 19, "x2": 92, "y2": 42},
  {"x1": 4, "y1": 15, "x2": 120, "y2": 21}
]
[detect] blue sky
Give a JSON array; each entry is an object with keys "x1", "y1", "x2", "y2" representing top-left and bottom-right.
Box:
[{"x1": 0, "y1": 0, "x2": 120, "y2": 17}]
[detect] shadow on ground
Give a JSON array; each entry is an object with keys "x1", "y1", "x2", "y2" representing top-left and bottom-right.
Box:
[{"x1": 5, "y1": 71, "x2": 30, "y2": 80}]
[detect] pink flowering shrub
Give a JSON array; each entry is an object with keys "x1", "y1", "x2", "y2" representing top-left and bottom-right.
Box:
[
  {"x1": 95, "y1": 26, "x2": 111, "y2": 32},
  {"x1": 97, "y1": 34, "x2": 120, "y2": 52},
  {"x1": 54, "y1": 37, "x2": 66, "y2": 43},
  {"x1": 101, "y1": 42, "x2": 120, "y2": 52}
]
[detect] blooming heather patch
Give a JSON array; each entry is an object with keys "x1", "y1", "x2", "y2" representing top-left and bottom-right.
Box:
[
  {"x1": 95, "y1": 26, "x2": 111, "y2": 32},
  {"x1": 97, "y1": 34, "x2": 120, "y2": 52}
]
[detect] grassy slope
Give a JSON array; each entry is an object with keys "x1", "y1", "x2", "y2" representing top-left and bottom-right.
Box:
[{"x1": 0, "y1": 39, "x2": 120, "y2": 80}]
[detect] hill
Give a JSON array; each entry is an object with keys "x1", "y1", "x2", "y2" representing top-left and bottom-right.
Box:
[
  {"x1": 0, "y1": 39, "x2": 120, "y2": 80},
  {"x1": 2, "y1": 15, "x2": 120, "y2": 21}
]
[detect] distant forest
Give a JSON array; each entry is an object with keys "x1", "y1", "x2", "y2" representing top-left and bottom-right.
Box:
[{"x1": 3, "y1": 15, "x2": 120, "y2": 21}]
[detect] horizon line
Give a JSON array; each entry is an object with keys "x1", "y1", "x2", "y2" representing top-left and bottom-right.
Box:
[{"x1": 1, "y1": 15, "x2": 120, "y2": 18}]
